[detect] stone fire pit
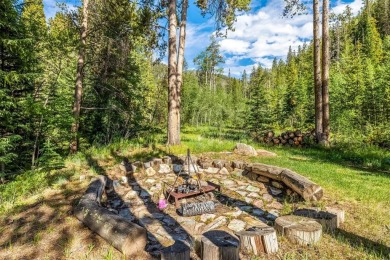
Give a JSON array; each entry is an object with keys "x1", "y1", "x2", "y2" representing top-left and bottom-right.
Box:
[{"x1": 75, "y1": 151, "x2": 332, "y2": 258}]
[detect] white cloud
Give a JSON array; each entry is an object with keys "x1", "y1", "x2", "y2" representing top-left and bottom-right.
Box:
[
  {"x1": 189, "y1": 0, "x2": 364, "y2": 77},
  {"x1": 219, "y1": 39, "x2": 251, "y2": 55},
  {"x1": 332, "y1": 0, "x2": 363, "y2": 15}
]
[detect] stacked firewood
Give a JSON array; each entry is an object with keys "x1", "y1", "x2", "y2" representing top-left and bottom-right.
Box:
[{"x1": 262, "y1": 130, "x2": 316, "y2": 147}]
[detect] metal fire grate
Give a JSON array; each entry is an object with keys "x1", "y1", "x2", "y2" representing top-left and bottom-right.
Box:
[{"x1": 164, "y1": 149, "x2": 220, "y2": 208}]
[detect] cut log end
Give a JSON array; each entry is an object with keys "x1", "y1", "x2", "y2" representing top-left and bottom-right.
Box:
[{"x1": 161, "y1": 240, "x2": 190, "y2": 260}]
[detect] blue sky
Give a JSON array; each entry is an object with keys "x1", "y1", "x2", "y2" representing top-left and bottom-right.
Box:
[{"x1": 43, "y1": 0, "x2": 363, "y2": 77}]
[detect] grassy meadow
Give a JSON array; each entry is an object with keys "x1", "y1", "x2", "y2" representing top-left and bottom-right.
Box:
[{"x1": 0, "y1": 126, "x2": 389, "y2": 259}]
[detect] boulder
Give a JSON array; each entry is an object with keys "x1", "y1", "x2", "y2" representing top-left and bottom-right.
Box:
[{"x1": 234, "y1": 143, "x2": 258, "y2": 156}]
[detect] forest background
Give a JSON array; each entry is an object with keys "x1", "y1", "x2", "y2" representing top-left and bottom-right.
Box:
[{"x1": 1, "y1": 0, "x2": 390, "y2": 180}]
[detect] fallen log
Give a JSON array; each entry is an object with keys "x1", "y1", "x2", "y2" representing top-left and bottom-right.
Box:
[
  {"x1": 74, "y1": 176, "x2": 147, "y2": 257},
  {"x1": 280, "y1": 169, "x2": 323, "y2": 201},
  {"x1": 201, "y1": 230, "x2": 239, "y2": 260},
  {"x1": 236, "y1": 227, "x2": 278, "y2": 255},
  {"x1": 248, "y1": 163, "x2": 284, "y2": 181},
  {"x1": 275, "y1": 215, "x2": 322, "y2": 245}
]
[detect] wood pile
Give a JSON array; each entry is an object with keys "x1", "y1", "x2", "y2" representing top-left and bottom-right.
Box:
[{"x1": 262, "y1": 130, "x2": 316, "y2": 147}]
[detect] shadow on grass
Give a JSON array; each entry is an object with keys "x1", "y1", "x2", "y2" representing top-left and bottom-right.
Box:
[
  {"x1": 0, "y1": 180, "x2": 90, "y2": 259},
  {"x1": 333, "y1": 228, "x2": 390, "y2": 258}
]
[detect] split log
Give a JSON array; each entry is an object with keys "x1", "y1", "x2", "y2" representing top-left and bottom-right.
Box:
[
  {"x1": 74, "y1": 176, "x2": 147, "y2": 256},
  {"x1": 201, "y1": 230, "x2": 239, "y2": 260},
  {"x1": 280, "y1": 169, "x2": 323, "y2": 201},
  {"x1": 236, "y1": 227, "x2": 278, "y2": 255},
  {"x1": 161, "y1": 240, "x2": 190, "y2": 260},
  {"x1": 182, "y1": 201, "x2": 215, "y2": 216},
  {"x1": 248, "y1": 163, "x2": 284, "y2": 181},
  {"x1": 275, "y1": 215, "x2": 322, "y2": 245},
  {"x1": 293, "y1": 208, "x2": 338, "y2": 232}
]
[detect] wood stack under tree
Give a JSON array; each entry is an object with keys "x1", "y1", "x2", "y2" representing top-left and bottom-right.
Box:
[{"x1": 262, "y1": 130, "x2": 317, "y2": 147}]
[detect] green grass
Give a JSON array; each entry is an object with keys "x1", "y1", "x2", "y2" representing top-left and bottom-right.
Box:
[{"x1": 0, "y1": 125, "x2": 389, "y2": 258}]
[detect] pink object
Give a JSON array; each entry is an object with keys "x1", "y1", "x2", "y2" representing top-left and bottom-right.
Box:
[{"x1": 158, "y1": 199, "x2": 168, "y2": 210}]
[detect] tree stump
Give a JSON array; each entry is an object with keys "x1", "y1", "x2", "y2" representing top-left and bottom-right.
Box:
[
  {"x1": 201, "y1": 230, "x2": 239, "y2": 260},
  {"x1": 275, "y1": 215, "x2": 322, "y2": 245},
  {"x1": 325, "y1": 207, "x2": 345, "y2": 227},
  {"x1": 294, "y1": 208, "x2": 338, "y2": 232},
  {"x1": 236, "y1": 227, "x2": 278, "y2": 255},
  {"x1": 161, "y1": 240, "x2": 190, "y2": 260},
  {"x1": 74, "y1": 176, "x2": 147, "y2": 256}
]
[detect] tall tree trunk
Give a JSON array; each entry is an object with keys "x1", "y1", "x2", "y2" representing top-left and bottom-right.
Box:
[
  {"x1": 322, "y1": 0, "x2": 330, "y2": 145},
  {"x1": 70, "y1": 0, "x2": 89, "y2": 154},
  {"x1": 313, "y1": 0, "x2": 323, "y2": 142},
  {"x1": 176, "y1": 0, "x2": 188, "y2": 145},
  {"x1": 167, "y1": 0, "x2": 180, "y2": 145}
]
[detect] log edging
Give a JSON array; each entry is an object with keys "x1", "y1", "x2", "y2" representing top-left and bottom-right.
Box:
[{"x1": 74, "y1": 175, "x2": 147, "y2": 256}]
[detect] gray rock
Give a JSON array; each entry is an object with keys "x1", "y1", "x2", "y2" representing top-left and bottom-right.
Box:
[
  {"x1": 204, "y1": 167, "x2": 219, "y2": 174},
  {"x1": 146, "y1": 167, "x2": 156, "y2": 176},
  {"x1": 222, "y1": 179, "x2": 236, "y2": 187},
  {"x1": 267, "y1": 201, "x2": 284, "y2": 210},
  {"x1": 143, "y1": 161, "x2": 152, "y2": 169},
  {"x1": 245, "y1": 197, "x2": 253, "y2": 204},
  {"x1": 173, "y1": 164, "x2": 183, "y2": 173},
  {"x1": 145, "y1": 178, "x2": 156, "y2": 184},
  {"x1": 253, "y1": 200, "x2": 264, "y2": 208},
  {"x1": 219, "y1": 167, "x2": 230, "y2": 175},
  {"x1": 248, "y1": 192, "x2": 260, "y2": 198},
  {"x1": 262, "y1": 193, "x2": 273, "y2": 202},
  {"x1": 120, "y1": 176, "x2": 128, "y2": 184},
  {"x1": 252, "y1": 209, "x2": 266, "y2": 216},
  {"x1": 234, "y1": 143, "x2": 258, "y2": 156},
  {"x1": 228, "y1": 219, "x2": 246, "y2": 232},
  {"x1": 158, "y1": 164, "x2": 171, "y2": 174},
  {"x1": 232, "y1": 169, "x2": 244, "y2": 176},
  {"x1": 271, "y1": 181, "x2": 284, "y2": 189},
  {"x1": 236, "y1": 190, "x2": 248, "y2": 197},
  {"x1": 125, "y1": 190, "x2": 139, "y2": 199},
  {"x1": 246, "y1": 185, "x2": 260, "y2": 192},
  {"x1": 239, "y1": 206, "x2": 253, "y2": 212},
  {"x1": 203, "y1": 216, "x2": 227, "y2": 232},
  {"x1": 200, "y1": 213, "x2": 216, "y2": 222},
  {"x1": 224, "y1": 209, "x2": 242, "y2": 218},
  {"x1": 269, "y1": 187, "x2": 283, "y2": 196}
]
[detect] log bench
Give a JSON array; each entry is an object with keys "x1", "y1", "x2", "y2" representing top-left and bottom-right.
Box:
[{"x1": 74, "y1": 175, "x2": 147, "y2": 257}]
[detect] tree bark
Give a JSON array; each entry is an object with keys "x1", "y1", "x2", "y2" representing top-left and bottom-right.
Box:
[
  {"x1": 313, "y1": 0, "x2": 323, "y2": 142},
  {"x1": 236, "y1": 227, "x2": 278, "y2": 255},
  {"x1": 167, "y1": 0, "x2": 180, "y2": 145},
  {"x1": 176, "y1": 0, "x2": 188, "y2": 144},
  {"x1": 201, "y1": 230, "x2": 239, "y2": 260},
  {"x1": 71, "y1": 0, "x2": 89, "y2": 154},
  {"x1": 322, "y1": 0, "x2": 330, "y2": 145},
  {"x1": 275, "y1": 215, "x2": 322, "y2": 246},
  {"x1": 280, "y1": 169, "x2": 323, "y2": 201}
]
